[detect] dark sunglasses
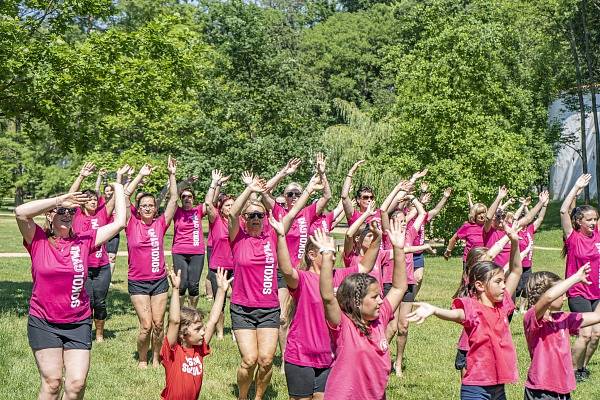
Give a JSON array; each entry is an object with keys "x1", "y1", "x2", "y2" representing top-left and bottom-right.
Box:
[
  {"x1": 285, "y1": 191, "x2": 302, "y2": 199},
  {"x1": 360, "y1": 195, "x2": 375, "y2": 200},
  {"x1": 55, "y1": 207, "x2": 76, "y2": 215},
  {"x1": 244, "y1": 212, "x2": 265, "y2": 220}
]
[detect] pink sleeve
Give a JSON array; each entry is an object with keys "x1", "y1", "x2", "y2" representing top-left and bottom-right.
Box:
[
  {"x1": 130, "y1": 204, "x2": 137, "y2": 215},
  {"x1": 566, "y1": 312, "x2": 584, "y2": 336},
  {"x1": 24, "y1": 224, "x2": 47, "y2": 253},
  {"x1": 305, "y1": 202, "x2": 319, "y2": 224},
  {"x1": 452, "y1": 297, "x2": 474, "y2": 329},
  {"x1": 158, "y1": 214, "x2": 169, "y2": 233},
  {"x1": 273, "y1": 203, "x2": 286, "y2": 221},
  {"x1": 523, "y1": 307, "x2": 541, "y2": 332},
  {"x1": 199, "y1": 340, "x2": 211, "y2": 357},
  {"x1": 380, "y1": 298, "x2": 393, "y2": 327},
  {"x1": 456, "y1": 223, "x2": 468, "y2": 239}
]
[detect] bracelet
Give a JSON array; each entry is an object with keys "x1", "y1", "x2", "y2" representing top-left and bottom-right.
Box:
[
  {"x1": 124, "y1": 190, "x2": 132, "y2": 197},
  {"x1": 319, "y1": 247, "x2": 336, "y2": 254},
  {"x1": 346, "y1": 174, "x2": 353, "y2": 178}
]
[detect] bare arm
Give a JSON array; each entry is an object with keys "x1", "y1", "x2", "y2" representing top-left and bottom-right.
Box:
[
  {"x1": 95, "y1": 183, "x2": 126, "y2": 247},
  {"x1": 427, "y1": 187, "x2": 452, "y2": 219},
  {"x1": 409, "y1": 197, "x2": 427, "y2": 233},
  {"x1": 444, "y1": 232, "x2": 459, "y2": 260},
  {"x1": 282, "y1": 175, "x2": 320, "y2": 233},
  {"x1": 166, "y1": 268, "x2": 182, "y2": 346},
  {"x1": 533, "y1": 264, "x2": 590, "y2": 320},
  {"x1": 407, "y1": 302, "x2": 465, "y2": 324},
  {"x1": 270, "y1": 215, "x2": 299, "y2": 289},
  {"x1": 504, "y1": 225, "x2": 523, "y2": 296},
  {"x1": 94, "y1": 168, "x2": 107, "y2": 197},
  {"x1": 228, "y1": 173, "x2": 266, "y2": 241},
  {"x1": 69, "y1": 162, "x2": 95, "y2": 193},
  {"x1": 205, "y1": 170, "x2": 221, "y2": 223},
  {"x1": 533, "y1": 200, "x2": 548, "y2": 231},
  {"x1": 561, "y1": 175, "x2": 590, "y2": 237},
  {"x1": 314, "y1": 230, "x2": 341, "y2": 327},
  {"x1": 516, "y1": 191, "x2": 548, "y2": 229},
  {"x1": 344, "y1": 203, "x2": 375, "y2": 256},
  {"x1": 204, "y1": 268, "x2": 233, "y2": 344},
  {"x1": 163, "y1": 156, "x2": 179, "y2": 226},
  {"x1": 263, "y1": 158, "x2": 302, "y2": 209},
  {"x1": 314, "y1": 153, "x2": 332, "y2": 215},
  {"x1": 384, "y1": 218, "x2": 409, "y2": 311},
  {"x1": 485, "y1": 186, "x2": 508, "y2": 232},
  {"x1": 357, "y1": 221, "x2": 382, "y2": 274},
  {"x1": 341, "y1": 160, "x2": 364, "y2": 222}
]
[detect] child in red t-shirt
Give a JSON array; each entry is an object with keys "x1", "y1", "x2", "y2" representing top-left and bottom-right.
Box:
[
  {"x1": 408, "y1": 225, "x2": 523, "y2": 399},
  {"x1": 161, "y1": 267, "x2": 232, "y2": 400},
  {"x1": 523, "y1": 264, "x2": 600, "y2": 399}
]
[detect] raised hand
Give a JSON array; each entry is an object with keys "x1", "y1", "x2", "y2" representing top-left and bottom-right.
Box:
[
  {"x1": 283, "y1": 158, "x2": 302, "y2": 175},
  {"x1": 59, "y1": 192, "x2": 91, "y2": 208},
  {"x1": 139, "y1": 163, "x2": 155, "y2": 177},
  {"x1": 386, "y1": 217, "x2": 407, "y2": 248},
  {"x1": 406, "y1": 302, "x2": 435, "y2": 324},
  {"x1": 117, "y1": 164, "x2": 131, "y2": 176},
  {"x1": 98, "y1": 168, "x2": 108, "y2": 177},
  {"x1": 411, "y1": 169, "x2": 428, "y2": 181},
  {"x1": 504, "y1": 223, "x2": 521, "y2": 241},
  {"x1": 538, "y1": 190, "x2": 549, "y2": 205},
  {"x1": 443, "y1": 187, "x2": 452, "y2": 198},
  {"x1": 399, "y1": 180, "x2": 414, "y2": 193},
  {"x1": 216, "y1": 267, "x2": 234, "y2": 291},
  {"x1": 498, "y1": 185, "x2": 509, "y2": 199},
  {"x1": 421, "y1": 192, "x2": 432, "y2": 205},
  {"x1": 315, "y1": 152, "x2": 326, "y2": 175},
  {"x1": 519, "y1": 196, "x2": 532, "y2": 207},
  {"x1": 348, "y1": 160, "x2": 365, "y2": 176},
  {"x1": 268, "y1": 211, "x2": 285, "y2": 236},
  {"x1": 167, "y1": 265, "x2": 181, "y2": 289},
  {"x1": 212, "y1": 169, "x2": 224, "y2": 182},
  {"x1": 249, "y1": 176, "x2": 267, "y2": 193},
  {"x1": 368, "y1": 220, "x2": 382, "y2": 240},
  {"x1": 309, "y1": 228, "x2": 336, "y2": 253},
  {"x1": 218, "y1": 174, "x2": 230, "y2": 185},
  {"x1": 307, "y1": 173, "x2": 324, "y2": 192},
  {"x1": 575, "y1": 174, "x2": 592, "y2": 189},
  {"x1": 167, "y1": 155, "x2": 177, "y2": 175},
  {"x1": 79, "y1": 162, "x2": 95, "y2": 177},
  {"x1": 420, "y1": 181, "x2": 429, "y2": 193}
]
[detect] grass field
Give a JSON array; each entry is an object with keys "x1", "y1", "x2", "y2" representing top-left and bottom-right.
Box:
[{"x1": 1, "y1": 209, "x2": 600, "y2": 399}]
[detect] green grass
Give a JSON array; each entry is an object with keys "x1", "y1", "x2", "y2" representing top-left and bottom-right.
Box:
[{"x1": 1, "y1": 212, "x2": 600, "y2": 399}]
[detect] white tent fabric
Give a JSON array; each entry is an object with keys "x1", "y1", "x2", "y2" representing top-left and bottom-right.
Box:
[{"x1": 549, "y1": 93, "x2": 600, "y2": 200}]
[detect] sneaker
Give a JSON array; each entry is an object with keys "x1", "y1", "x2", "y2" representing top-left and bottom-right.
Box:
[
  {"x1": 575, "y1": 370, "x2": 585, "y2": 383},
  {"x1": 582, "y1": 367, "x2": 590, "y2": 379}
]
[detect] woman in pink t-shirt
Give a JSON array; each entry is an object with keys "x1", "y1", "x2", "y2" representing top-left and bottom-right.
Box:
[
  {"x1": 318, "y1": 218, "x2": 408, "y2": 400},
  {"x1": 523, "y1": 265, "x2": 600, "y2": 399},
  {"x1": 408, "y1": 225, "x2": 523, "y2": 400},
  {"x1": 444, "y1": 202, "x2": 487, "y2": 265},
  {"x1": 124, "y1": 157, "x2": 179, "y2": 368},
  {"x1": 15, "y1": 182, "x2": 126, "y2": 400},
  {"x1": 228, "y1": 171, "x2": 318, "y2": 400},
  {"x1": 560, "y1": 173, "x2": 600, "y2": 381}
]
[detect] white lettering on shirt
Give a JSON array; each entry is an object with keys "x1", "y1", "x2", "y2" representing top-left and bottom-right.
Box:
[
  {"x1": 149, "y1": 228, "x2": 160, "y2": 273},
  {"x1": 70, "y1": 245, "x2": 85, "y2": 308},
  {"x1": 263, "y1": 241, "x2": 275, "y2": 294},
  {"x1": 192, "y1": 213, "x2": 200, "y2": 247},
  {"x1": 297, "y1": 216, "x2": 308, "y2": 260},
  {"x1": 91, "y1": 219, "x2": 102, "y2": 258},
  {"x1": 181, "y1": 355, "x2": 203, "y2": 376}
]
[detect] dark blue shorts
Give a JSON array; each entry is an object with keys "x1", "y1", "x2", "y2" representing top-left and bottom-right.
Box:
[{"x1": 413, "y1": 252, "x2": 425, "y2": 269}]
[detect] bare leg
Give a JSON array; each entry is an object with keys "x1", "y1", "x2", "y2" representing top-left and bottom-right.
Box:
[
  {"x1": 395, "y1": 302, "x2": 413, "y2": 377},
  {"x1": 235, "y1": 329, "x2": 258, "y2": 400},
  {"x1": 150, "y1": 292, "x2": 168, "y2": 367},
  {"x1": 413, "y1": 268, "x2": 424, "y2": 298},
  {"x1": 94, "y1": 319, "x2": 105, "y2": 343},
  {"x1": 255, "y1": 328, "x2": 279, "y2": 400},
  {"x1": 33, "y1": 348, "x2": 63, "y2": 400},
  {"x1": 130, "y1": 295, "x2": 153, "y2": 367},
  {"x1": 61, "y1": 349, "x2": 90, "y2": 400},
  {"x1": 278, "y1": 287, "x2": 290, "y2": 372},
  {"x1": 217, "y1": 312, "x2": 225, "y2": 340},
  {"x1": 583, "y1": 323, "x2": 600, "y2": 368}
]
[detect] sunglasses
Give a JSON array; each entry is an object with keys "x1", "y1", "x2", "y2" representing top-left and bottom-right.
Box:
[
  {"x1": 244, "y1": 212, "x2": 265, "y2": 220},
  {"x1": 139, "y1": 204, "x2": 156, "y2": 210},
  {"x1": 360, "y1": 195, "x2": 375, "y2": 200},
  {"x1": 55, "y1": 208, "x2": 76, "y2": 216},
  {"x1": 286, "y1": 191, "x2": 302, "y2": 199}
]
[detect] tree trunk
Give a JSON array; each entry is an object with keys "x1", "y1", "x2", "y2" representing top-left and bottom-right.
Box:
[
  {"x1": 580, "y1": 0, "x2": 600, "y2": 206},
  {"x1": 569, "y1": 22, "x2": 590, "y2": 203}
]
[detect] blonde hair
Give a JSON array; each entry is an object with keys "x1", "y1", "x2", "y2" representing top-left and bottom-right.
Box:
[
  {"x1": 242, "y1": 199, "x2": 266, "y2": 213},
  {"x1": 468, "y1": 203, "x2": 487, "y2": 223},
  {"x1": 178, "y1": 307, "x2": 204, "y2": 342},
  {"x1": 526, "y1": 271, "x2": 561, "y2": 309}
]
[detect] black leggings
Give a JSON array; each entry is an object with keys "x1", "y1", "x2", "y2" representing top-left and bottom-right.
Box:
[
  {"x1": 208, "y1": 268, "x2": 233, "y2": 311},
  {"x1": 172, "y1": 253, "x2": 204, "y2": 297},
  {"x1": 84, "y1": 264, "x2": 111, "y2": 320}
]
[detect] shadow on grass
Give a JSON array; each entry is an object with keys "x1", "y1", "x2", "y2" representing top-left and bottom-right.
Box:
[{"x1": 229, "y1": 380, "x2": 280, "y2": 400}]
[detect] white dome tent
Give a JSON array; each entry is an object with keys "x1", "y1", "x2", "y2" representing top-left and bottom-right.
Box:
[{"x1": 549, "y1": 92, "x2": 600, "y2": 200}]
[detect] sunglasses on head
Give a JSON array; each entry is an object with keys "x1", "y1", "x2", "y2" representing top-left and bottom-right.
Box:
[
  {"x1": 244, "y1": 212, "x2": 265, "y2": 220},
  {"x1": 55, "y1": 207, "x2": 76, "y2": 216},
  {"x1": 360, "y1": 195, "x2": 374, "y2": 200},
  {"x1": 285, "y1": 191, "x2": 302, "y2": 199}
]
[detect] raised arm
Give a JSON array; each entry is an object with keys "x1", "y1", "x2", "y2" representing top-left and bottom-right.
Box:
[
  {"x1": 15, "y1": 193, "x2": 91, "y2": 244},
  {"x1": 205, "y1": 170, "x2": 222, "y2": 223},
  {"x1": 533, "y1": 194, "x2": 549, "y2": 231},
  {"x1": 314, "y1": 229, "x2": 341, "y2": 327},
  {"x1": 204, "y1": 268, "x2": 233, "y2": 344},
  {"x1": 344, "y1": 203, "x2": 375, "y2": 256},
  {"x1": 341, "y1": 160, "x2": 365, "y2": 222},
  {"x1": 69, "y1": 162, "x2": 95, "y2": 193},
  {"x1": 95, "y1": 183, "x2": 126, "y2": 247},
  {"x1": 384, "y1": 218, "x2": 409, "y2": 311},
  {"x1": 407, "y1": 196, "x2": 427, "y2": 233},
  {"x1": 533, "y1": 264, "x2": 590, "y2": 320},
  {"x1": 269, "y1": 213, "x2": 300, "y2": 289},
  {"x1": 166, "y1": 267, "x2": 182, "y2": 346},
  {"x1": 504, "y1": 225, "x2": 523, "y2": 296},
  {"x1": 428, "y1": 187, "x2": 452, "y2": 219},
  {"x1": 94, "y1": 168, "x2": 107, "y2": 197},
  {"x1": 560, "y1": 174, "x2": 590, "y2": 237},
  {"x1": 407, "y1": 302, "x2": 465, "y2": 324},
  {"x1": 381, "y1": 180, "x2": 413, "y2": 215},
  {"x1": 314, "y1": 153, "x2": 331, "y2": 215},
  {"x1": 467, "y1": 192, "x2": 474, "y2": 209},
  {"x1": 228, "y1": 172, "x2": 266, "y2": 241},
  {"x1": 163, "y1": 156, "x2": 179, "y2": 226},
  {"x1": 263, "y1": 158, "x2": 302, "y2": 209},
  {"x1": 513, "y1": 197, "x2": 530, "y2": 220},
  {"x1": 357, "y1": 221, "x2": 382, "y2": 274},
  {"x1": 484, "y1": 186, "x2": 508, "y2": 232},
  {"x1": 516, "y1": 191, "x2": 549, "y2": 229}
]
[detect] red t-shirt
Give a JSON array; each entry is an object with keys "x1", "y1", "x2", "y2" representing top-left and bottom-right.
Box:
[
  {"x1": 160, "y1": 338, "x2": 210, "y2": 400},
  {"x1": 452, "y1": 293, "x2": 518, "y2": 386}
]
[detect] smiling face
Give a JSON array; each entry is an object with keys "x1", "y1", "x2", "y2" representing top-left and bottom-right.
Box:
[
  {"x1": 357, "y1": 189, "x2": 374, "y2": 212},
  {"x1": 578, "y1": 209, "x2": 598, "y2": 236},
  {"x1": 47, "y1": 208, "x2": 76, "y2": 236},
  {"x1": 138, "y1": 195, "x2": 157, "y2": 221},
  {"x1": 180, "y1": 190, "x2": 194, "y2": 210},
  {"x1": 83, "y1": 194, "x2": 98, "y2": 214},
  {"x1": 360, "y1": 282, "x2": 384, "y2": 321}
]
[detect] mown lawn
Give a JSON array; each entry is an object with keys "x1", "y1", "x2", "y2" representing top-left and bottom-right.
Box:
[{"x1": 1, "y1": 208, "x2": 600, "y2": 399}]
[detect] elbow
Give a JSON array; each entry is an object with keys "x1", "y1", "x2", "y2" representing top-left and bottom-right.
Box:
[{"x1": 14, "y1": 207, "x2": 27, "y2": 220}]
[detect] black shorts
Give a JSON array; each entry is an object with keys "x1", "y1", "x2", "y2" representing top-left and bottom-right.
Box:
[
  {"x1": 277, "y1": 269, "x2": 287, "y2": 289},
  {"x1": 28, "y1": 315, "x2": 92, "y2": 350},
  {"x1": 383, "y1": 283, "x2": 416, "y2": 302},
  {"x1": 284, "y1": 361, "x2": 330, "y2": 397},
  {"x1": 208, "y1": 268, "x2": 234, "y2": 311},
  {"x1": 106, "y1": 234, "x2": 120, "y2": 254},
  {"x1": 206, "y1": 246, "x2": 212, "y2": 269},
  {"x1": 455, "y1": 348, "x2": 467, "y2": 370},
  {"x1": 515, "y1": 267, "x2": 532, "y2": 298},
  {"x1": 413, "y1": 252, "x2": 425, "y2": 269},
  {"x1": 568, "y1": 296, "x2": 600, "y2": 313},
  {"x1": 128, "y1": 276, "x2": 169, "y2": 296},
  {"x1": 524, "y1": 387, "x2": 571, "y2": 400},
  {"x1": 230, "y1": 303, "x2": 280, "y2": 330}
]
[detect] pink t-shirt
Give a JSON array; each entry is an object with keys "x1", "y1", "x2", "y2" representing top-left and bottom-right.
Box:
[
  {"x1": 72, "y1": 197, "x2": 110, "y2": 268},
  {"x1": 523, "y1": 308, "x2": 582, "y2": 394},
  {"x1": 409, "y1": 212, "x2": 432, "y2": 254},
  {"x1": 456, "y1": 222, "x2": 484, "y2": 261},
  {"x1": 405, "y1": 226, "x2": 418, "y2": 284},
  {"x1": 324, "y1": 299, "x2": 394, "y2": 400},
  {"x1": 343, "y1": 250, "x2": 388, "y2": 288},
  {"x1": 348, "y1": 209, "x2": 382, "y2": 226},
  {"x1": 309, "y1": 210, "x2": 335, "y2": 235},
  {"x1": 172, "y1": 205, "x2": 205, "y2": 255},
  {"x1": 230, "y1": 228, "x2": 279, "y2": 308},
  {"x1": 126, "y1": 214, "x2": 169, "y2": 281},
  {"x1": 273, "y1": 203, "x2": 319, "y2": 268},
  {"x1": 24, "y1": 225, "x2": 97, "y2": 323},
  {"x1": 565, "y1": 228, "x2": 600, "y2": 299},
  {"x1": 452, "y1": 293, "x2": 517, "y2": 386},
  {"x1": 208, "y1": 216, "x2": 234, "y2": 270},
  {"x1": 519, "y1": 224, "x2": 536, "y2": 269},
  {"x1": 286, "y1": 269, "x2": 355, "y2": 368},
  {"x1": 333, "y1": 265, "x2": 359, "y2": 293},
  {"x1": 482, "y1": 227, "x2": 510, "y2": 267}
]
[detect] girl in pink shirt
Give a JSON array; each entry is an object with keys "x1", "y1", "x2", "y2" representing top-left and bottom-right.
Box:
[
  {"x1": 124, "y1": 157, "x2": 179, "y2": 368},
  {"x1": 559, "y1": 173, "x2": 600, "y2": 381},
  {"x1": 16, "y1": 181, "x2": 126, "y2": 400},
  {"x1": 319, "y1": 217, "x2": 408, "y2": 400},
  {"x1": 408, "y1": 225, "x2": 523, "y2": 400},
  {"x1": 523, "y1": 265, "x2": 600, "y2": 399},
  {"x1": 228, "y1": 171, "x2": 319, "y2": 400}
]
